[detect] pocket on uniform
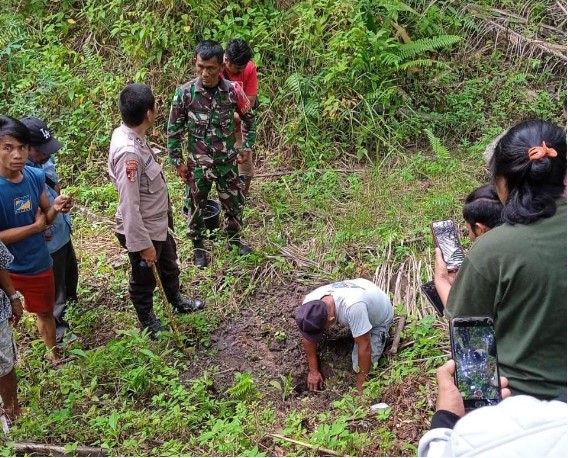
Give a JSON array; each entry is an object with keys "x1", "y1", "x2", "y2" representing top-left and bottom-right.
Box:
[
  {"x1": 217, "y1": 103, "x2": 234, "y2": 137},
  {"x1": 188, "y1": 111, "x2": 209, "y2": 139},
  {"x1": 145, "y1": 161, "x2": 165, "y2": 194}
]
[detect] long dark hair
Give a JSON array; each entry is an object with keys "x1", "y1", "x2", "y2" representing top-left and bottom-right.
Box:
[
  {"x1": 490, "y1": 120, "x2": 566, "y2": 224},
  {"x1": 463, "y1": 184, "x2": 503, "y2": 229}
]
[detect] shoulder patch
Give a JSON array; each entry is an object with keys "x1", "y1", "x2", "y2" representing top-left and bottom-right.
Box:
[{"x1": 125, "y1": 159, "x2": 139, "y2": 183}]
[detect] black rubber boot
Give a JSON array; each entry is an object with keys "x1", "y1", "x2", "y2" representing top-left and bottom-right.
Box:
[
  {"x1": 138, "y1": 313, "x2": 167, "y2": 340},
  {"x1": 227, "y1": 238, "x2": 253, "y2": 256},
  {"x1": 170, "y1": 291, "x2": 205, "y2": 313},
  {"x1": 193, "y1": 240, "x2": 208, "y2": 268}
]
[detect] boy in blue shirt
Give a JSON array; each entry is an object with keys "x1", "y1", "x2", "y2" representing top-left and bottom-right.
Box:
[{"x1": 0, "y1": 116, "x2": 73, "y2": 367}]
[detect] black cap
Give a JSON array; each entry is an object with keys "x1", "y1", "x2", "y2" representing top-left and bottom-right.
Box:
[
  {"x1": 295, "y1": 300, "x2": 328, "y2": 343},
  {"x1": 20, "y1": 117, "x2": 62, "y2": 155}
]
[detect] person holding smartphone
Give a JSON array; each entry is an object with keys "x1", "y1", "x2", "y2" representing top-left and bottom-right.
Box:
[
  {"x1": 435, "y1": 120, "x2": 567, "y2": 400},
  {"x1": 418, "y1": 360, "x2": 567, "y2": 457},
  {"x1": 432, "y1": 184, "x2": 503, "y2": 306}
]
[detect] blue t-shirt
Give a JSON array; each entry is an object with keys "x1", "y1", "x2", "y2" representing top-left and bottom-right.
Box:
[{"x1": 0, "y1": 167, "x2": 52, "y2": 274}]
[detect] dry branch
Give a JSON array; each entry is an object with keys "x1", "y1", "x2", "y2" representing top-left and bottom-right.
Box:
[
  {"x1": 74, "y1": 205, "x2": 114, "y2": 226},
  {"x1": 465, "y1": 4, "x2": 566, "y2": 61},
  {"x1": 255, "y1": 168, "x2": 365, "y2": 178},
  {"x1": 389, "y1": 315, "x2": 407, "y2": 354},
  {"x1": 13, "y1": 443, "x2": 108, "y2": 457},
  {"x1": 267, "y1": 434, "x2": 343, "y2": 457}
]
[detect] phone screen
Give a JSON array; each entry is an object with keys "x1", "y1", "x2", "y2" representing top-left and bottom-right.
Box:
[
  {"x1": 450, "y1": 317, "x2": 501, "y2": 409},
  {"x1": 431, "y1": 220, "x2": 465, "y2": 271},
  {"x1": 420, "y1": 281, "x2": 444, "y2": 317}
]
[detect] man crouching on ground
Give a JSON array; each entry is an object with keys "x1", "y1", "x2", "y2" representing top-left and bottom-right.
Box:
[
  {"x1": 296, "y1": 278, "x2": 394, "y2": 394},
  {"x1": 108, "y1": 83, "x2": 204, "y2": 339}
]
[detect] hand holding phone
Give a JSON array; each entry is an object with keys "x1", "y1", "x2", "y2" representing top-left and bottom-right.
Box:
[
  {"x1": 431, "y1": 220, "x2": 465, "y2": 271},
  {"x1": 449, "y1": 317, "x2": 501, "y2": 410}
]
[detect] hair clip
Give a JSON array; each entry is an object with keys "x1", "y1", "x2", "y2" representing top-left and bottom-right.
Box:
[{"x1": 528, "y1": 141, "x2": 558, "y2": 161}]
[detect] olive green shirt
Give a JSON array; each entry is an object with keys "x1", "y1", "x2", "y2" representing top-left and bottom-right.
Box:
[{"x1": 447, "y1": 202, "x2": 567, "y2": 399}]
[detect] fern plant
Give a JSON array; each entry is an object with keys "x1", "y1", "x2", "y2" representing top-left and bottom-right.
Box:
[
  {"x1": 424, "y1": 128, "x2": 450, "y2": 161},
  {"x1": 226, "y1": 372, "x2": 259, "y2": 401}
]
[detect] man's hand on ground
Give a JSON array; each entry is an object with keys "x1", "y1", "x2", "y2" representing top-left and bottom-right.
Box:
[
  {"x1": 175, "y1": 164, "x2": 189, "y2": 184},
  {"x1": 307, "y1": 370, "x2": 324, "y2": 391},
  {"x1": 140, "y1": 246, "x2": 157, "y2": 267}
]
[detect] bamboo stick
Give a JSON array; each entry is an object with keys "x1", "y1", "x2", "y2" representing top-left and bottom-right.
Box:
[
  {"x1": 13, "y1": 443, "x2": 108, "y2": 457},
  {"x1": 267, "y1": 434, "x2": 343, "y2": 456}
]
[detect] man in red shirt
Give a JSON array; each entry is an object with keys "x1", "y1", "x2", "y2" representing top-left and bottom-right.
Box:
[{"x1": 223, "y1": 39, "x2": 258, "y2": 196}]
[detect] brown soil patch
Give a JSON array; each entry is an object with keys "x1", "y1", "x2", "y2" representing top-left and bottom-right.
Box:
[
  {"x1": 181, "y1": 279, "x2": 434, "y2": 455},
  {"x1": 182, "y1": 280, "x2": 356, "y2": 409}
]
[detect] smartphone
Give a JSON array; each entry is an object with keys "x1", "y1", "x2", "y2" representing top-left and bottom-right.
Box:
[
  {"x1": 420, "y1": 281, "x2": 444, "y2": 317},
  {"x1": 430, "y1": 219, "x2": 465, "y2": 271},
  {"x1": 449, "y1": 316, "x2": 501, "y2": 410}
]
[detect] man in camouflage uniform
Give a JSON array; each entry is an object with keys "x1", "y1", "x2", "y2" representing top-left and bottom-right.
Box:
[
  {"x1": 109, "y1": 84, "x2": 204, "y2": 339},
  {"x1": 167, "y1": 40, "x2": 256, "y2": 268}
]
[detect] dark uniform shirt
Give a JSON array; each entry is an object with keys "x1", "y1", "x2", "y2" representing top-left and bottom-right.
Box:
[{"x1": 166, "y1": 77, "x2": 256, "y2": 170}]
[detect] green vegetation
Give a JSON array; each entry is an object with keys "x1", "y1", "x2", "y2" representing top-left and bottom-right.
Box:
[{"x1": 0, "y1": 0, "x2": 565, "y2": 455}]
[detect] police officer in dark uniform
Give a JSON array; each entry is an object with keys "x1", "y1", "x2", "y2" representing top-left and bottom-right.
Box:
[{"x1": 108, "y1": 84, "x2": 204, "y2": 338}]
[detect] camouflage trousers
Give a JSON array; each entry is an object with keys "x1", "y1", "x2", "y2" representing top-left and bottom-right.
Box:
[{"x1": 185, "y1": 163, "x2": 245, "y2": 241}]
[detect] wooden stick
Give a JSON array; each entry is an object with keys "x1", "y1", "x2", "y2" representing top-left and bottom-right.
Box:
[
  {"x1": 389, "y1": 315, "x2": 407, "y2": 354},
  {"x1": 254, "y1": 168, "x2": 365, "y2": 178},
  {"x1": 13, "y1": 443, "x2": 108, "y2": 457},
  {"x1": 267, "y1": 434, "x2": 343, "y2": 457}
]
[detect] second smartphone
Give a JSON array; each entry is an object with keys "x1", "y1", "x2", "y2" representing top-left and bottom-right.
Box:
[{"x1": 449, "y1": 316, "x2": 502, "y2": 410}]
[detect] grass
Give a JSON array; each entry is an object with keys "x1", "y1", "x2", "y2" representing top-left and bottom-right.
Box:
[{"x1": 2, "y1": 138, "x2": 476, "y2": 456}]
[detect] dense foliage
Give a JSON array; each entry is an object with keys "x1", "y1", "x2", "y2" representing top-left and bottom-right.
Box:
[{"x1": 2, "y1": 0, "x2": 562, "y2": 176}]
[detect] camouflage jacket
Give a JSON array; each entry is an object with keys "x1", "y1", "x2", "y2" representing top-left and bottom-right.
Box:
[{"x1": 167, "y1": 77, "x2": 256, "y2": 169}]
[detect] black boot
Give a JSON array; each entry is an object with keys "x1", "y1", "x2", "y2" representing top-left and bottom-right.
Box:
[
  {"x1": 193, "y1": 239, "x2": 208, "y2": 268},
  {"x1": 139, "y1": 313, "x2": 167, "y2": 340},
  {"x1": 170, "y1": 291, "x2": 205, "y2": 313},
  {"x1": 227, "y1": 238, "x2": 253, "y2": 256}
]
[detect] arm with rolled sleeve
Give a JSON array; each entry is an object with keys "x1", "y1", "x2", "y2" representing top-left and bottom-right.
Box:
[{"x1": 113, "y1": 150, "x2": 153, "y2": 253}]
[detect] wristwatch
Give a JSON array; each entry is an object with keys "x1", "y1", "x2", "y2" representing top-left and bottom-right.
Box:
[{"x1": 8, "y1": 291, "x2": 21, "y2": 302}]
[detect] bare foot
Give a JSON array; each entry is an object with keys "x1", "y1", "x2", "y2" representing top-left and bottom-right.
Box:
[
  {"x1": 45, "y1": 352, "x2": 64, "y2": 370},
  {"x1": 4, "y1": 405, "x2": 21, "y2": 423}
]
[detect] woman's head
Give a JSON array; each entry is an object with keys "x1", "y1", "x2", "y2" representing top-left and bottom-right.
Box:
[
  {"x1": 463, "y1": 184, "x2": 503, "y2": 241},
  {"x1": 490, "y1": 120, "x2": 566, "y2": 224}
]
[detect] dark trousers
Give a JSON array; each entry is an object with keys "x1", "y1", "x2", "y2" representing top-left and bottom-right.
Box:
[
  {"x1": 185, "y1": 164, "x2": 245, "y2": 240},
  {"x1": 51, "y1": 240, "x2": 79, "y2": 340},
  {"x1": 115, "y1": 232, "x2": 180, "y2": 322}
]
